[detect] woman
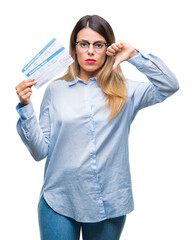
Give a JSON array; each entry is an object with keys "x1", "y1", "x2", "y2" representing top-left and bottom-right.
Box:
[{"x1": 15, "y1": 15, "x2": 179, "y2": 240}]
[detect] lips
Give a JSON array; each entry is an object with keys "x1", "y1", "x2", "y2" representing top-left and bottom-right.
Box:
[{"x1": 85, "y1": 59, "x2": 96, "y2": 63}]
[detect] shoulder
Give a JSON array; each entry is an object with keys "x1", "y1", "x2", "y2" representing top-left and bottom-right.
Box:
[
  {"x1": 49, "y1": 79, "x2": 68, "y2": 88},
  {"x1": 46, "y1": 79, "x2": 69, "y2": 93},
  {"x1": 41, "y1": 80, "x2": 69, "y2": 101}
]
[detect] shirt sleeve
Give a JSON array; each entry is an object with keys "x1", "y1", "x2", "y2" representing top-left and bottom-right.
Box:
[
  {"x1": 127, "y1": 49, "x2": 179, "y2": 119},
  {"x1": 16, "y1": 84, "x2": 51, "y2": 161}
]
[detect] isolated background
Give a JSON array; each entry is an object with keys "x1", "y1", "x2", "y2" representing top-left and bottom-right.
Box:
[{"x1": 1, "y1": 0, "x2": 194, "y2": 239}]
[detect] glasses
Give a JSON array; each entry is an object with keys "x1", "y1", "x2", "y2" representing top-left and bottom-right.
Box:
[{"x1": 74, "y1": 40, "x2": 110, "y2": 53}]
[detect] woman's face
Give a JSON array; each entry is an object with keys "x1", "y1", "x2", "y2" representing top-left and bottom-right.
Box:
[{"x1": 75, "y1": 27, "x2": 108, "y2": 81}]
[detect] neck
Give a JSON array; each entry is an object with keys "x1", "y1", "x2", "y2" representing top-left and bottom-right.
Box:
[{"x1": 79, "y1": 70, "x2": 98, "y2": 83}]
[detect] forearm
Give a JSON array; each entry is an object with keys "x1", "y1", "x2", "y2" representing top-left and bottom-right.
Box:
[
  {"x1": 16, "y1": 102, "x2": 50, "y2": 161},
  {"x1": 128, "y1": 49, "x2": 180, "y2": 100}
]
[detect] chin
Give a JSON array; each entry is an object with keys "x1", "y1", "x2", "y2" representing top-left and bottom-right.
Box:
[
  {"x1": 86, "y1": 68, "x2": 99, "y2": 72},
  {"x1": 83, "y1": 66, "x2": 100, "y2": 72}
]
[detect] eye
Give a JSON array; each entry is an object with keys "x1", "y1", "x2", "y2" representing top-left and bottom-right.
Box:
[
  {"x1": 79, "y1": 41, "x2": 88, "y2": 48},
  {"x1": 94, "y1": 42, "x2": 104, "y2": 48}
]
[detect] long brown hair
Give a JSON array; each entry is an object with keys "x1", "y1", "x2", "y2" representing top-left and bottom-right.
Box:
[{"x1": 59, "y1": 15, "x2": 128, "y2": 121}]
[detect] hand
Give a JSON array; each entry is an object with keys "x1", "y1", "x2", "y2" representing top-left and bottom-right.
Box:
[
  {"x1": 15, "y1": 79, "x2": 37, "y2": 107},
  {"x1": 106, "y1": 41, "x2": 139, "y2": 73}
]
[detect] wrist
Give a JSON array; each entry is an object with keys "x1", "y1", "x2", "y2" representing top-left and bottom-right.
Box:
[
  {"x1": 129, "y1": 48, "x2": 139, "y2": 59},
  {"x1": 20, "y1": 100, "x2": 31, "y2": 108}
]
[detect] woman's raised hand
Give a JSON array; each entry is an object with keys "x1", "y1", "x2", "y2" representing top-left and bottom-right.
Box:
[
  {"x1": 15, "y1": 79, "x2": 37, "y2": 107},
  {"x1": 106, "y1": 40, "x2": 138, "y2": 73}
]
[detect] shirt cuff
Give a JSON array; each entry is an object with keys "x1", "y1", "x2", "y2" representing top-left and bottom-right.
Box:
[
  {"x1": 127, "y1": 48, "x2": 152, "y2": 68},
  {"x1": 16, "y1": 102, "x2": 34, "y2": 120}
]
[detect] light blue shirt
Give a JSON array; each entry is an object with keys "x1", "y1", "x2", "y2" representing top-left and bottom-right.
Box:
[{"x1": 16, "y1": 49, "x2": 179, "y2": 222}]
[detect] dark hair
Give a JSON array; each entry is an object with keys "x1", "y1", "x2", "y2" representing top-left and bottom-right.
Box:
[
  {"x1": 71, "y1": 15, "x2": 115, "y2": 46},
  {"x1": 68, "y1": 15, "x2": 116, "y2": 75},
  {"x1": 60, "y1": 15, "x2": 128, "y2": 121}
]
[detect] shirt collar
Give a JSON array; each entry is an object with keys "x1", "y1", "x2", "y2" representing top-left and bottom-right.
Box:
[{"x1": 68, "y1": 76, "x2": 97, "y2": 87}]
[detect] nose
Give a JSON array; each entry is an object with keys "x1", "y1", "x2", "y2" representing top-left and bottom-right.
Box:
[{"x1": 87, "y1": 44, "x2": 95, "y2": 55}]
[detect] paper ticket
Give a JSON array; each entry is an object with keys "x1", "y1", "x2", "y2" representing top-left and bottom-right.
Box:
[{"x1": 22, "y1": 38, "x2": 74, "y2": 88}]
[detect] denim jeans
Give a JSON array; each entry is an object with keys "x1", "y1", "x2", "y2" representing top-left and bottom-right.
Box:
[{"x1": 38, "y1": 195, "x2": 126, "y2": 240}]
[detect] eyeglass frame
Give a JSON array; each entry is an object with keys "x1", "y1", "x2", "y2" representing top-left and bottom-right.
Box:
[{"x1": 74, "y1": 40, "x2": 110, "y2": 52}]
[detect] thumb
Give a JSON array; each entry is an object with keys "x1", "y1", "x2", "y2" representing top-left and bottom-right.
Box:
[{"x1": 112, "y1": 60, "x2": 120, "y2": 73}]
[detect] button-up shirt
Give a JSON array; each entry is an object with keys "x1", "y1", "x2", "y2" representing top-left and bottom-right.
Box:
[{"x1": 16, "y1": 49, "x2": 179, "y2": 222}]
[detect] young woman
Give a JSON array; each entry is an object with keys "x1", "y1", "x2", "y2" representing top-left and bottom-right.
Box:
[{"x1": 15, "y1": 15, "x2": 179, "y2": 240}]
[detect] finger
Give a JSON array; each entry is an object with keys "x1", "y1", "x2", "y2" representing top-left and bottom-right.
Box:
[
  {"x1": 16, "y1": 79, "x2": 37, "y2": 94},
  {"x1": 107, "y1": 42, "x2": 123, "y2": 56},
  {"x1": 110, "y1": 44, "x2": 120, "y2": 51},
  {"x1": 23, "y1": 79, "x2": 37, "y2": 87},
  {"x1": 18, "y1": 78, "x2": 36, "y2": 88},
  {"x1": 18, "y1": 88, "x2": 32, "y2": 100},
  {"x1": 107, "y1": 46, "x2": 116, "y2": 54},
  {"x1": 107, "y1": 48, "x2": 116, "y2": 54},
  {"x1": 18, "y1": 87, "x2": 32, "y2": 97},
  {"x1": 116, "y1": 40, "x2": 124, "y2": 47},
  {"x1": 25, "y1": 78, "x2": 36, "y2": 82},
  {"x1": 15, "y1": 78, "x2": 35, "y2": 89},
  {"x1": 106, "y1": 50, "x2": 116, "y2": 56},
  {"x1": 115, "y1": 42, "x2": 123, "y2": 51},
  {"x1": 21, "y1": 92, "x2": 32, "y2": 102},
  {"x1": 112, "y1": 62, "x2": 118, "y2": 73},
  {"x1": 113, "y1": 57, "x2": 122, "y2": 73}
]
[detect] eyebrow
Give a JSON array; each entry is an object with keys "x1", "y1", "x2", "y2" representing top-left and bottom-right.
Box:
[{"x1": 77, "y1": 39, "x2": 105, "y2": 42}]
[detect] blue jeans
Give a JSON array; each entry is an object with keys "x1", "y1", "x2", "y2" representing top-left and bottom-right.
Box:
[{"x1": 38, "y1": 195, "x2": 126, "y2": 240}]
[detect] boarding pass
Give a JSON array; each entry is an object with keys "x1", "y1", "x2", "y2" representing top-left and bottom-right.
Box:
[{"x1": 22, "y1": 38, "x2": 74, "y2": 88}]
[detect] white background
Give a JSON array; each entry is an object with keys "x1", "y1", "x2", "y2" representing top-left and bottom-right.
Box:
[{"x1": 1, "y1": 0, "x2": 194, "y2": 239}]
